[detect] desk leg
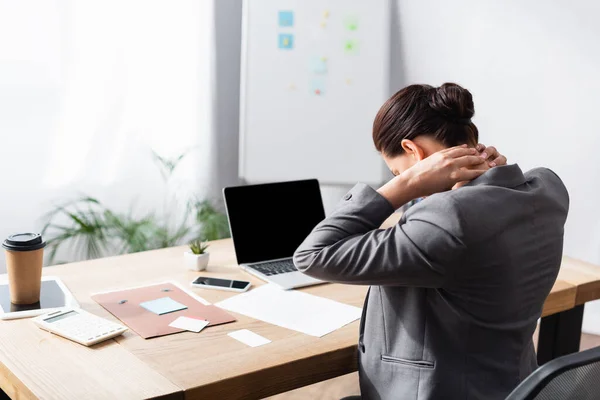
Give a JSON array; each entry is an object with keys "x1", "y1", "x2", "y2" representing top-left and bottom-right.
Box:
[{"x1": 537, "y1": 304, "x2": 584, "y2": 365}]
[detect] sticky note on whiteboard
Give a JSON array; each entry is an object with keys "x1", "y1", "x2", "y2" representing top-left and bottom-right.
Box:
[
  {"x1": 278, "y1": 34, "x2": 294, "y2": 50},
  {"x1": 309, "y1": 56, "x2": 328, "y2": 74},
  {"x1": 278, "y1": 10, "x2": 294, "y2": 27},
  {"x1": 310, "y1": 78, "x2": 326, "y2": 96},
  {"x1": 343, "y1": 39, "x2": 359, "y2": 55}
]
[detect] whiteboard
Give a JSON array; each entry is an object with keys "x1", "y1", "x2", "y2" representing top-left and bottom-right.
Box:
[{"x1": 239, "y1": 0, "x2": 390, "y2": 185}]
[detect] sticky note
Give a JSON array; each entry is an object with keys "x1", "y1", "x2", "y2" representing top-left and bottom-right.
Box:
[
  {"x1": 323, "y1": 10, "x2": 330, "y2": 18},
  {"x1": 278, "y1": 10, "x2": 294, "y2": 27},
  {"x1": 169, "y1": 316, "x2": 209, "y2": 333},
  {"x1": 320, "y1": 21, "x2": 327, "y2": 29},
  {"x1": 140, "y1": 297, "x2": 187, "y2": 315},
  {"x1": 344, "y1": 15, "x2": 359, "y2": 31},
  {"x1": 346, "y1": 78, "x2": 352, "y2": 85},
  {"x1": 344, "y1": 39, "x2": 359, "y2": 55},
  {"x1": 228, "y1": 329, "x2": 271, "y2": 347},
  {"x1": 310, "y1": 78, "x2": 326, "y2": 96},
  {"x1": 309, "y1": 56, "x2": 328, "y2": 74},
  {"x1": 278, "y1": 34, "x2": 294, "y2": 50}
]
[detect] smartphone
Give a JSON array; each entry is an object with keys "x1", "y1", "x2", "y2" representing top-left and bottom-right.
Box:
[{"x1": 191, "y1": 277, "x2": 251, "y2": 293}]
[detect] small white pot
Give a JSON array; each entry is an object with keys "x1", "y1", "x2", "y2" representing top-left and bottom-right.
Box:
[{"x1": 184, "y1": 251, "x2": 210, "y2": 271}]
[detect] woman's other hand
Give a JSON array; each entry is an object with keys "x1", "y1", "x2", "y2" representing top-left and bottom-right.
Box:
[
  {"x1": 378, "y1": 145, "x2": 488, "y2": 208},
  {"x1": 451, "y1": 143, "x2": 507, "y2": 189},
  {"x1": 476, "y1": 143, "x2": 507, "y2": 167}
]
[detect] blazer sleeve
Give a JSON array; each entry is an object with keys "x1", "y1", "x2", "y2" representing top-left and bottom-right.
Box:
[{"x1": 293, "y1": 183, "x2": 467, "y2": 287}]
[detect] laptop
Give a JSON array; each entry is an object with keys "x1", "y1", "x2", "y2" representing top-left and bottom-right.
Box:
[{"x1": 223, "y1": 179, "x2": 326, "y2": 290}]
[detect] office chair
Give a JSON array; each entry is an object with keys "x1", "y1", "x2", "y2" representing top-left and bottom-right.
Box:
[{"x1": 506, "y1": 345, "x2": 600, "y2": 400}]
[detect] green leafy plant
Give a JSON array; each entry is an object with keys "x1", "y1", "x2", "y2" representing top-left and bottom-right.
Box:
[
  {"x1": 189, "y1": 240, "x2": 209, "y2": 255},
  {"x1": 42, "y1": 197, "x2": 109, "y2": 263},
  {"x1": 192, "y1": 199, "x2": 230, "y2": 241},
  {"x1": 42, "y1": 150, "x2": 230, "y2": 264},
  {"x1": 151, "y1": 150, "x2": 190, "y2": 182}
]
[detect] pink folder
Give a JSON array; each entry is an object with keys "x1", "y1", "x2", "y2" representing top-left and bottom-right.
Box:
[{"x1": 92, "y1": 282, "x2": 235, "y2": 339}]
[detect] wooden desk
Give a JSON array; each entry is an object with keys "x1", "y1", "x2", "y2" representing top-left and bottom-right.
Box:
[
  {"x1": 536, "y1": 256, "x2": 600, "y2": 364},
  {"x1": 559, "y1": 257, "x2": 600, "y2": 306},
  {"x1": 0, "y1": 240, "x2": 366, "y2": 400},
  {"x1": 0, "y1": 238, "x2": 593, "y2": 399}
]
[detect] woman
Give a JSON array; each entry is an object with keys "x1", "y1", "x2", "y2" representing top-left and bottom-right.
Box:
[{"x1": 294, "y1": 83, "x2": 569, "y2": 400}]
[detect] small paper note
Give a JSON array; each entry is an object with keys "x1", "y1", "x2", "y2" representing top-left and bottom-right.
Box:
[
  {"x1": 140, "y1": 297, "x2": 187, "y2": 315},
  {"x1": 323, "y1": 10, "x2": 330, "y2": 18},
  {"x1": 169, "y1": 316, "x2": 209, "y2": 333},
  {"x1": 343, "y1": 39, "x2": 359, "y2": 55},
  {"x1": 344, "y1": 15, "x2": 359, "y2": 31},
  {"x1": 309, "y1": 56, "x2": 328, "y2": 74},
  {"x1": 278, "y1": 10, "x2": 294, "y2": 27},
  {"x1": 278, "y1": 34, "x2": 294, "y2": 50},
  {"x1": 310, "y1": 78, "x2": 326, "y2": 96},
  {"x1": 228, "y1": 329, "x2": 271, "y2": 347}
]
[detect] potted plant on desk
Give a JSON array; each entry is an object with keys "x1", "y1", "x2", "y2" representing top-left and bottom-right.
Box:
[{"x1": 185, "y1": 240, "x2": 210, "y2": 271}]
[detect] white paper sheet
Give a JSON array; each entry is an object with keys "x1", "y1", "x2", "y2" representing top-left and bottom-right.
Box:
[
  {"x1": 169, "y1": 316, "x2": 209, "y2": 333},
  {"x1": 228, "y1": 329, "x2": 271, "y2": 347},
  {"x1": 216, "y1": 285, "x2": 362, "y2": 337}
]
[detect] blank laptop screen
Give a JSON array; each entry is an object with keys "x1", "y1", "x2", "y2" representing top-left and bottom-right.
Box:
[{"x1": 224, "y1": 179, "x2": 326, "y2": 265}]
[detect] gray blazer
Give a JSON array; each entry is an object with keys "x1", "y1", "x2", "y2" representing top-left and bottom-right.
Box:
[{"x1": 294, "y1": 165, "x2": 569, "y2": 400}]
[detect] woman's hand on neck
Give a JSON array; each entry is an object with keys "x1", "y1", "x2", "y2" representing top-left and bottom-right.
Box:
[{"x1": 377, "y1": 145, "x2": 488, "y2": 209}]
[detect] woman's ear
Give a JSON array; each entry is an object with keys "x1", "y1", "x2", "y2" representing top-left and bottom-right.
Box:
[{"x1": 400, "y1": 139, "x2": 426, "y2": 162}]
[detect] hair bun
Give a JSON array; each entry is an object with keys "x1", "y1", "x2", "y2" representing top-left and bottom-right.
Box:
[{"x1": 427, "y1": 83, "x2": 475, "y2": 122}]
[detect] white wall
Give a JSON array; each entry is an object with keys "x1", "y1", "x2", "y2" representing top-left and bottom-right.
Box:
[{"x1": 392, "y1": 0, "x2": 600, "y2": 332}]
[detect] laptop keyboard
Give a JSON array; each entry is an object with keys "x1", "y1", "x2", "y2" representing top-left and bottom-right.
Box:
[{"x1": 249, "y1": 259, "x2": 298, "y2": 276}]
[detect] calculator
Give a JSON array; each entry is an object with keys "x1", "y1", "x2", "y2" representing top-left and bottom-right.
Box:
[{"x1": 33, "y1": 308, "x2": 128, "y2": 346}]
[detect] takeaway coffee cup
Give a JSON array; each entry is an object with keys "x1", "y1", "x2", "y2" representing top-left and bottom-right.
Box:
[{"x1": 2, "y1": 233, "x2": 46, "y2": 304}]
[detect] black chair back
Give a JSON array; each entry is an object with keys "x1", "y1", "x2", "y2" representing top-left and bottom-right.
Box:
[{"x1": 506, "y1": 346, "x2": 600, "y2": 399}]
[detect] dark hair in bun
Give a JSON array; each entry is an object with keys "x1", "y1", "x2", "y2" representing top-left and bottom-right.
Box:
[{"x1": 372, "y1": 82, "x2": 479, "y2": 156}]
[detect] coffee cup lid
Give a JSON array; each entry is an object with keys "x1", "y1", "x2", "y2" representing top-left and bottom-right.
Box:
[{"x1": 2, "y1": 233, "x2": 46, "y2": 252}]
